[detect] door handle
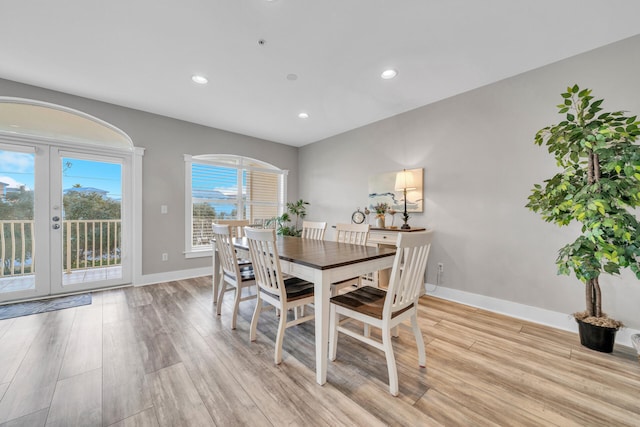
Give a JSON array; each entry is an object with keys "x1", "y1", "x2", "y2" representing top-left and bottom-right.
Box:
[
  {"x1": 52, "y1": 216, "x2": 60, "y2": 222},
  {"x1": 52, "y1": 224, "x2": 60, "y2": 230}
]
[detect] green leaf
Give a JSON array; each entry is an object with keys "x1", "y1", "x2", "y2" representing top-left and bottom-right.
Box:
[
  {"x1": 567, "y1": 114, "x2": 575, "y2": 121},
  {"x1": 571, "y1": 84, "x2": 579, "y2": 93}
]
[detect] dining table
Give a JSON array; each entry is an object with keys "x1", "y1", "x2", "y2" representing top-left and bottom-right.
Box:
[{"x1": 212, "y1": 235, "x2": 397, "y2": 385}]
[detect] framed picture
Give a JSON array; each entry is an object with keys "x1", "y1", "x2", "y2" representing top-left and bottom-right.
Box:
[{"x1": 368, "y1": 168, "x2": 423, "y2": 213}]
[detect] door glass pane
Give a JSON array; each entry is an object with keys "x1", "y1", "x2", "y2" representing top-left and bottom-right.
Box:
[
  {"x1": 0, "y1": 149, "x2": 35, "y2": 294},
  {"x1": 61, "y1": 157, "x2": 122, "y2": 286}
]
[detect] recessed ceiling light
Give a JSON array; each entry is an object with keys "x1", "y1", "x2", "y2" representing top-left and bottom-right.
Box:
[
  {"x1": 381, "y1": 69, "x2": 398, "y2": 79},
  {"x1": 298, "y1": 112, "x2": 309, "y2": 119},
  {"x1": 191, "y1": 75, "x2": 208, "y2": 85}
]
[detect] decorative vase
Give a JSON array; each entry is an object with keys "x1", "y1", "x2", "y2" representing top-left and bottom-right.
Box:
[
  {"x1": 375, "y1": 216, "x2": 385, "y2": 228},
  {"x1": 576, "y1": 318, "x2": 617, "y2": 353}
]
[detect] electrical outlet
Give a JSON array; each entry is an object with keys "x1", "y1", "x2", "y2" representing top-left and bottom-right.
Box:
[
  {"x1": 162, "y1": 253, "x2": 168, "y2": 261},
  {"x1": 438, "y1": 262, "x2": 444, "y2": 273}
]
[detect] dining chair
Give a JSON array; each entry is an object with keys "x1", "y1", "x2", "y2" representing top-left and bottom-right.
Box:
[
  {"x1": 331, "y1": 223, "x2": 370, "y2": 295},
  {"x1": 212, "y1": 224, "x2": 257, "y2": 329},
  {"x1": 213, "y1": 219, "x2": 250, "y2": 238},
  {"x1": 329, "y1": 230, "x2": 433, "y2": 396},
  {"x1": 244, "y1": 227, "x2": 315, "y2": 364},
  {"x1": 301, "y1": 221, "x2": 327, "y2": 240}
]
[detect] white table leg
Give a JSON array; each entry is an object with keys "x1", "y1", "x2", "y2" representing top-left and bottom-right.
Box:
[
  {"x1": 212, "y1": 242, "x2": 220, "y2": 304},
  {"x1": 314, "y1": 270, "x2": 331, "y2": 385}
]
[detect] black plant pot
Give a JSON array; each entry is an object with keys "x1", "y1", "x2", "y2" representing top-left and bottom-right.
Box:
[{"x1": 576, "y1": 318, "x2": 618, "y2": 353}]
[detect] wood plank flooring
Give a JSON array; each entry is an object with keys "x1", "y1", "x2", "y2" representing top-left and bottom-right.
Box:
[{"x1": 0, "y1": 276, "x2": 638, "y2": 426}]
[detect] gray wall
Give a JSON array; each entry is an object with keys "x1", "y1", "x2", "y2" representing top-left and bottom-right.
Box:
[
  {"x1": 0, "y1": 79, "x2": 299, "y2": 275},
  {"x1": 299, "y1": 35, "x2": 640, "y2": 329}
]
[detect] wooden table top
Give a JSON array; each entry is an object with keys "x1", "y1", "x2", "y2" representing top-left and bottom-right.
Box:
[{"x1": 233, "y1": 236, "x2": 396, "y2": 270}]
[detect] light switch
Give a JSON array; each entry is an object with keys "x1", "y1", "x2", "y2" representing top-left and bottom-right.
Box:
[{"x1": 161, "y1": 205, "x2": 168, "y2": 214}]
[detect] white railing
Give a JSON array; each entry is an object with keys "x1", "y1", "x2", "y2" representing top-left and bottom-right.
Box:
[
  {"x1": 1, "y1": 219, "x2": 121, "y2": 277},
  {"x1": 0, "y1": 220, "x2": 34, "y2": 276}
]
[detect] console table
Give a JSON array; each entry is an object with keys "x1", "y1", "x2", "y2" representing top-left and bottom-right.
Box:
[
  {"x1": 367, "y1": 227, "x2": 427, "y2": 247},
  {"x1": 367, "y1": 227, "x2": 427, "y2": 286}
]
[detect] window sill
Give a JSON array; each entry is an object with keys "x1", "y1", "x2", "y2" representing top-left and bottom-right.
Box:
[{"x1": 184, "y1": 249, "x2": 213, "y2": 259}]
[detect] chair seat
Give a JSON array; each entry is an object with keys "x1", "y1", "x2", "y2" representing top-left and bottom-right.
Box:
[
  {"x1": 330, "y1": 286, "x2": 413, "y2": 320},
  {"x1": 263, "y1": 277, "x2": 314, "y2": 302},
  {"x1": 224, "y1": 265, "x2": 255, "y2": 282}
]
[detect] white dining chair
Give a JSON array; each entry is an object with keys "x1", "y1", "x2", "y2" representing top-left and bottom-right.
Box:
[
  {"x1": 213, "y1": 219, "x2": 250, "y2": 238},
  {"x1": 301, "y1": 221, "x2": 327, "y2": 240},
  {"x1": 331, "y1": 223, "x2": 370, "y2": 295},
  {"x1": 244, "y1": 227, "x2": 315, "y2": 364},
  {"x1": 212, "y1": 224, "x2": 257, "y2": 329},
  {"x1": 329, "y1": 230, "x2": 433, "y2": 396}
]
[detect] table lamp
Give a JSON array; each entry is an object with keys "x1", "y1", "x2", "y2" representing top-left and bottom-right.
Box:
[{"x1": 394, "y1": 169, "x2": 416, "y2": 229}]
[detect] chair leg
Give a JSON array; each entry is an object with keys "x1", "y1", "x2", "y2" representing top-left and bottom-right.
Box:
[
  {"x1": 274, "y1": 305, "x2": 287, "y2": 365},
  {"x1": 213, "y1": 265, "x2": 222, "y2": 304},
  {"x1": 250, "y1": 295, "x2": 263, "y2": 342},
  {"x1": 216, "y1": 277, "x2": 226, "y2": 315},
  {"x1": 231, "y1": 284, "x2": 241, "y2": 330},
  {"x1": 382, "y1": 327, "x2": 399, "y2": 396},
  {"x1": 329, "y1": 304, "x2": 338, "y2": 361},
  {"x1": 411, "y1": 312, "x2": 426, "y2": 368}
]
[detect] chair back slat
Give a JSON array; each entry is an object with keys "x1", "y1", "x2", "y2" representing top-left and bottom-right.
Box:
[
  {"x1": 244, "y1": 227, "x2": 286, "y2": 300},
  {"x1": 212, "y1": 224, "x2": 242, "y2": 279},
  {"x1": 301, "y1": 221, "x2": 327, "y2": 240},
  {"x1": 384, "y1": 230, "x2": 433, "y2": 316},
  {"x1": 335, "y1": 223, "x2": 369, "y2": 246},
  {"x1": 214, "y1": 219, "x2": 250, "y2": 238}
]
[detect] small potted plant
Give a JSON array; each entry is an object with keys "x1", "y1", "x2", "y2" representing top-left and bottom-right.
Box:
[
  {"x1": 527, "y1": 85, "x2": 640, "y2": 352},
  {"x1": 373, "y1": 202, "x2": 389, "y2": 228},
  {"x1": 266, "y1": 199, "x2": 309, "y2": 236}
]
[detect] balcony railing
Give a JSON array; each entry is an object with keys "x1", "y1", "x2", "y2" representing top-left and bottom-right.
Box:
[{"x1": 1, "y1": 219, "x2": 121, "y2": 277}]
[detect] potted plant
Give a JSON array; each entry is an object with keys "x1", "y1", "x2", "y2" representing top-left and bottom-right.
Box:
[
  {"x1": 373, "y1": 202, "x2": 389, "y2": 228},
  {"x1": 526, "y1": 85, "x2": 640, "y2": 352},
  {"x1": 266, "y1": 199, "x2": 309, "y2": 236}
]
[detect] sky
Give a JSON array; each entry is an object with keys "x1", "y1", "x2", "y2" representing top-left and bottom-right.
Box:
[{"x1": 0, "y1": 150, "x2": 122, "y2": 199}]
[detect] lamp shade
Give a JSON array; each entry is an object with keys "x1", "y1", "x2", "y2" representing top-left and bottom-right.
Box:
[{"x1": 394, "y1": 169, "x2": 416, "y2": 191}]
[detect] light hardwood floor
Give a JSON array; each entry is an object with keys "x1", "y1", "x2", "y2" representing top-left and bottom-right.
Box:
[{"x1": 0, "y1": 276, "x2": 638, "y2": 426}]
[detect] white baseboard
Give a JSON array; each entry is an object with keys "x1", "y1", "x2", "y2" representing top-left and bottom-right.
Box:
[
  {"x1": 426, "y1": 284, "x2": 640, "y2": 349},
  {"x1": 136, "y1": 267, "x2": 211, "y2": 287}
]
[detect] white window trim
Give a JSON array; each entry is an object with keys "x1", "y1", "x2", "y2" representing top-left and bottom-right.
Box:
[{"x1": 183, "y1": 154, "x2": 288, "y2": 258}]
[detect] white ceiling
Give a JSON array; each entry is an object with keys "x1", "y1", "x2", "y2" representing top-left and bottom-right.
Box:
[{"x1": 1, "y1": 1, "x2": 640, "y2": 147}]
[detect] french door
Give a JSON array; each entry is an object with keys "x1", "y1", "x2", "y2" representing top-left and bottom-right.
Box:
[{"x1": 0, "y1": 141, "x2": 131, "y2": 303}]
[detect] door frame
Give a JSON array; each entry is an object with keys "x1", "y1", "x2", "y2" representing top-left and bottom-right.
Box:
[{"x1": 0, "y1": 97, "x2": 143, "y2": 303}]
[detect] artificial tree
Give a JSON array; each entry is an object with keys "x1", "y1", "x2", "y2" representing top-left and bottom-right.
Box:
[{"x1": 527, "y1": 85, "x2": 640, "y2": 334}]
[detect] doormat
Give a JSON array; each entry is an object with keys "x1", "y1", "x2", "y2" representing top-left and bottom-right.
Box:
[{"x1": 0, "y1": 293, "x2": 92, "y2": 320}]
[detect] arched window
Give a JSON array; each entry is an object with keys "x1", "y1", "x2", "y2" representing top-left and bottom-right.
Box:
[
  {"x1": 184, "y1": 154, "x2": 287, "y2": 256},
  {"x1": 0, "y1": 97, "x2": 133, "y2": 150}
]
